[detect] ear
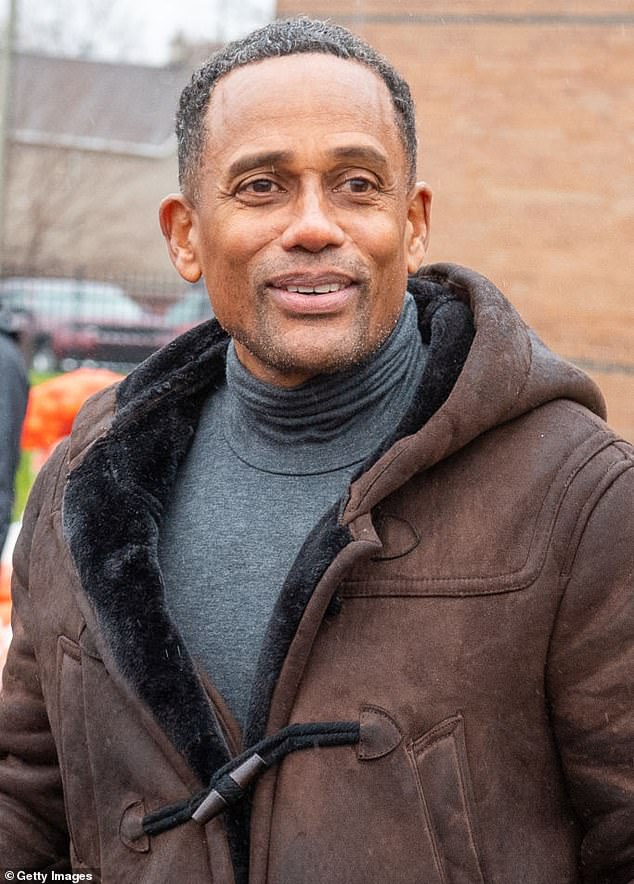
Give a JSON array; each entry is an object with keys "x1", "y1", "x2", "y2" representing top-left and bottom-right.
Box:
[
  {"x1": 159, "y1": 194, "x2": 202, "y2": 283},
  {"x1": 404, "y1": 182, "x2": 432, "y2": 274}
]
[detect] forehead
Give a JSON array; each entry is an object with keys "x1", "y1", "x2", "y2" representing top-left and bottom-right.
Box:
[{"x1": 203, "y1": 53, "x2": 406, "y2": 175}]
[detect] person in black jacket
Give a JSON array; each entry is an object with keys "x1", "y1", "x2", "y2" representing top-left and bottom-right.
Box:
[{"x1": 0, "y1": 311, "x2": 29, "y2": 555}]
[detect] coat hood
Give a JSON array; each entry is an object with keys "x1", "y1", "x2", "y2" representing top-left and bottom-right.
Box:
[
  {"x1": 60, "y1": 262, "x2": 604, "y2": 790},
  {"x1": 344, "y1": 263, "x2": 605, "y2": 520}
]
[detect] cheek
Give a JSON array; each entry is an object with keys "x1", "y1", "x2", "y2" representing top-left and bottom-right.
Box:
[
  {"x1": 221, "y1": 209, "x2": 285, "y2": 251},
  {"x1": 196, "y1": 235, "x2": 250, "y2": 298},
  {"x1": 352, "y1": 214, "x2": 408, "y2": 267},
  {"x1": 362, "y1": 220, "x2": 410, "y2": 318}
]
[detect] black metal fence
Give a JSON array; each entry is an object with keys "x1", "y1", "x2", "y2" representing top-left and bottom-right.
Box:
[{"x1": 0, "y1": 269, "x2": 212, "y2": 372}]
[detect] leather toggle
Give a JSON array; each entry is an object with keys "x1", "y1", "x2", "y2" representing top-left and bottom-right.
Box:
[{"x1": 192, "y1": 753, "x2": 268, "y2": 825}]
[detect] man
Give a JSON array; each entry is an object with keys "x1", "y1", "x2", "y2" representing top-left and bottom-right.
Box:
[
  {"x1": 0, "y1": 310, "x2": 28, "y2": 556},
  {"x1": 0, "y1": 17, "x2": 632, "y2": 884}
]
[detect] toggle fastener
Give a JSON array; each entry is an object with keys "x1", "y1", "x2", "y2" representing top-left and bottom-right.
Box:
[{"x1": 192, "y1": 753, "x2": 268, "y2": 825}]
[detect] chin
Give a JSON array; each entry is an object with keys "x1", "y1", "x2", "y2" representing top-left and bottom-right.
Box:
[
  {"x1": 231, "y1": 316, "x2": 396, "y2": 384},
  {"x1": 264, "y1": 336, "x2": 385, "y2": 380}
]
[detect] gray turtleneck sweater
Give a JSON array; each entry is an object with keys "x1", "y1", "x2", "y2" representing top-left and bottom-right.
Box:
[{"x1": 159, "y1": 293, "x2": 427, "y2": 723}]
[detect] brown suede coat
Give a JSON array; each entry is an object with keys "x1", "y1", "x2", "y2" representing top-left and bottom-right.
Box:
[{"x1": 1, "y1": 264, "x2": 633, "y2": 884}]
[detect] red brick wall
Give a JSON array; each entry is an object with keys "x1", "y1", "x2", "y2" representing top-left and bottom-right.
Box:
[{"x1": 275, "y1": 2, "x2": 634, "y2": 439}]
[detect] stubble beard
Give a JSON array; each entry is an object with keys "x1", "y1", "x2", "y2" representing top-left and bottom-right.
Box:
[{"x1": 229, "y1": 280, "x2": 401, "y2": 383}]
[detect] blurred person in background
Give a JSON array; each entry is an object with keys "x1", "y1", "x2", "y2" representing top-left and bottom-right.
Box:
[
  {"x1": 0, "y1": 308, "x2": 28, "y2": 557},
  {"x1": 0, "y1": 17, "x2": 632, "y2": 884}
]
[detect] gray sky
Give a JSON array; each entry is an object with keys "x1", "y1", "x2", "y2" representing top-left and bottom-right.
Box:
[
  {"x1": 3, "y1": 0, "x2": 275, "y2": 65},
  {"x1": 121, "y1": 0, "x2": 275, "y2": 64}
]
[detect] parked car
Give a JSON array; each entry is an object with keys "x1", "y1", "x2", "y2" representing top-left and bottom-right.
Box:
[
  {"x1": 162, "y1": 282, "x2": 213, "y2": 333},
  {"x1": 0, "y1": 277, "x2": 175, "y2": 372}
]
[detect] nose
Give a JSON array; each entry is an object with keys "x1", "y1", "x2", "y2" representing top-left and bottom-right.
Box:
[{"x1": 279, "y1": 184, "x2": 345, "y2": 252}]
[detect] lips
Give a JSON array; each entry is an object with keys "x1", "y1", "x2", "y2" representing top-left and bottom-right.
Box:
[
  {"x1": 265, "y1": 273, "x2": 356, "y2": 315},
  {"x1": 268, "y1": 272, "x2": 354, "y2": 290}
]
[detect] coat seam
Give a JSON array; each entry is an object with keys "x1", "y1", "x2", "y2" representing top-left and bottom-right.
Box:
[
  {"x1": 547, "y1": 454, "x2": 632, "y2": 646},
  {"x1": 542, "y1": 452, "x2": 632, "y2": 835},
  {"x1": 558, "y1": 456, "x2": 632, "y2": 582}
]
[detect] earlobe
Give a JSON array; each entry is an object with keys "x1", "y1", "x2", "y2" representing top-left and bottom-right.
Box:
[
  {"x1": 159, "y1": 194, "x2": 202, "y2": 283},
  {"x1": 405, "y1": 182, "x2": 432, "y2": 274}
]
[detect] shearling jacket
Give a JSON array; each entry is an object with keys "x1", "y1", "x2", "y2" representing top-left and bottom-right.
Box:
[{"x1": 0, "y1": 264, "x2": 632, "y2": 884}]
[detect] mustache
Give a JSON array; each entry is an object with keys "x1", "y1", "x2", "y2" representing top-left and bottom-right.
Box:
[{"x1": 253, "y1": 253, "x2": 372, "y2": 289}]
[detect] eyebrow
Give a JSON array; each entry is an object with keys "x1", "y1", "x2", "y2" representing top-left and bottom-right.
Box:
[
  {"x1": 329, "y1": 145, "x2": 390, "y2": 170},
  {"x1": 226, "y1": 144, "x2": 390, "y2": 180},
  {"x1": 227, "y1": 150, "x2": 293, "y2": 179}
]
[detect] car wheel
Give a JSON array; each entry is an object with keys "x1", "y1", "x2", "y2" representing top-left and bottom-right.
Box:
[{"x1": 32, "y1": 343, "x2": 59, "y2": 373}]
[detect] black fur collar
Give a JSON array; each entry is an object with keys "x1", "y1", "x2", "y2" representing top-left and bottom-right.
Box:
[{"x1": 62, "y1": 275, "x2": 474, "y2": 789}]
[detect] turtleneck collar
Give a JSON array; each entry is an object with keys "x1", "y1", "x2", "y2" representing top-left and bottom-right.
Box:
[{"x1": 221, "y1": 292, "x2": 427, "y2": 476}]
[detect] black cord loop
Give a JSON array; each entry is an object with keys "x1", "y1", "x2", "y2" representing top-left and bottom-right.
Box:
[{"x1": 142, "y1": 720, "x2": 360, "y2": 837}]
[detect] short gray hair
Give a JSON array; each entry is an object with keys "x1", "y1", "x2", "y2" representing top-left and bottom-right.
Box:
[{"x1": 176, "y1": 16, "x2": 418, "y2": 200}]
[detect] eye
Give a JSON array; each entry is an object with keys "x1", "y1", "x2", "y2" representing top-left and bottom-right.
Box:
[
  {"x1": 237, "y1": 178, "x2": 284, "y2": 195},
  {"x1": 335, "y1": 176, "x2": 380, "y2": 195}
]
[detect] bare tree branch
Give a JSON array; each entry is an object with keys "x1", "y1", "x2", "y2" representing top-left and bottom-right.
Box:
[{"x1": 17, "y1": 0, "x2": 143, "y2": 61}]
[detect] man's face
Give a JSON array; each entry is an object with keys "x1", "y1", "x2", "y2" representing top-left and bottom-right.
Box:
[{"x1": 161, "y1": 53, "x2": 431, "y2": 387}]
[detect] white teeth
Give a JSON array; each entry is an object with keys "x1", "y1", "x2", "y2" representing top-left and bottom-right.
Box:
[{"x1": 285, "y1": 283, "x2": 344, "y2": 294}]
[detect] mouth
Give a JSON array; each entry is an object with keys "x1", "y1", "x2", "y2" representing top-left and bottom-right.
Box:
[
  {"x1": 268, "y1": 273, "x2": 354, "y2": 292},
  {"x1": 265, "y1": 274, "x2": 357, "y2": 314},
  {"x1": 284, "y1": 282, "x2": 346, "y2": 295}
]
